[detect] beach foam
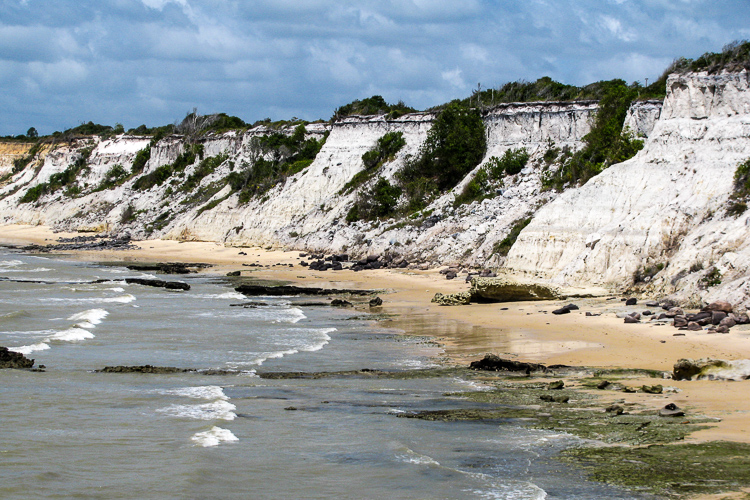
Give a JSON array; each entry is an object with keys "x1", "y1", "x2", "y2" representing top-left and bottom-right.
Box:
[
  {"x1": 159, "y1": 386, "x2": 229, "y2": 400},
  {"x1": 11, "y1": 342, "x2": 50, "y2": 355},
  {"x1": 68, "y1": 308, "x2": 109, "y2": 328},
  {"x1": 250, "y1": 328, "x2": 334, "y2": 365},
  {"x1": 156, "y1": 400, "x2": 237, "y2": 421},
  {"x1": 47, "y1": 327, "x2": 95, "y2": 342},
  {"x1": 191, "y1": 426, "x2": 239, "y2": 447},
  {"x1": 42, "y1": 294, "x2": 136, "y2": 305}
]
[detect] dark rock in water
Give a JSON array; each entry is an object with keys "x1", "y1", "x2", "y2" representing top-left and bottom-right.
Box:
[
  {"x1": 625, "y1": 298, "x2": 637, "y2": 306},
  {"x1": 641, "y1": 384, "x2": 663, "y2": 394},
  {"x1": 330, "y1": 299, "x2": 352, "y2": 307},
  {"x1": 548, "y1": 380, "x2": 565, "y2": 390},
  {"x1": 369, "y1": 296, "x2": 383, "y2": 307},
  {"x1": 230, "y1": 301, "x2": 270, "y2": 307},
  {"x1": 540, "y1": 394, "x2": 569, "y2": 403},
  {"x1": 125, "y1": 262, "x2": 211, "y2": 274},
  {"x1": 226, "y1": 271, "x2": 241, "y2": 277},
  {"x1": 0, "y1": 346, "x2": 34, "y2": 369},
  {"x1": 469, "y1": 354, "x2": 548, "y2": 374},
  {"x1": 125, "y1": 278, "x2": 190, "y2": 291},
  {"x1": 97, "y1": 365, "x2": 191, "y2": 374},
  {"x1": 659, "y1": 403, "x2": 685, "y2": 417},
  {"x1": 235, "y1": 284, "x2": 372, "y2": 296},
  {"x1": 606, "y1": 404, "x2": 625, "y2": 415}
]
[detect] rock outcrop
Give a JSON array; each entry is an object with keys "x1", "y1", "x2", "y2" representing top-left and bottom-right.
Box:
[{"x1": 0, "y1": 346, "x2": 35, "y2": 369}]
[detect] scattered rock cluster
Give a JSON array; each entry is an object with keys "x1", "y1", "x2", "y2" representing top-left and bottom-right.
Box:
[
  {"x1": 438, "y1": 267, "x2": 496, "y2": 281},
  {"x1": 299, "y1": 253, "x2": 410, "y2": 272},
  {"x1": 619, "y1": 299, "x2": 749, "y2": 334}
]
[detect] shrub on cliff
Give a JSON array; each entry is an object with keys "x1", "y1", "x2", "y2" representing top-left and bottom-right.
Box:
[
  {"x1": 396, "y1": 102, "x2": 486, "y2": 212},
  {"x1": 133, "y1": 143, "x2": 204, "y2": 191},
  {"x1": 332, "y1": 96, "x2": 416, "y2": 121},
  {"x1": 346, "y1": 177, "x2": 402, "y2": 222},
  {"x1": 728, "y1": 158, "x2": 750, "y2": 216},
  {"x1": 226, "y1": 125, "x2": 328, "y2": 203},
  {"x1": 19, "y1": 147, "x2": 93, "y2": 202},
  {"x1": 544, "y1": 80, "x2": 644, "y2": 190},
  {"x1": 342, "y1": 131, "x2": 407, "y2": 194}
]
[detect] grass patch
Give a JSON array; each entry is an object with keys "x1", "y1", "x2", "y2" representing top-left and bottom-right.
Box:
[
  {"x1": 493, "y1": 217, "x2": 532, "y2": 256},
  {"x1": 132, "y1": 143, "x2": 204, "y2": 191},
  {"x1": 225, "y1": 124, "x2": 328, "y2": 203},
  {"x1": 20, "y1": 147, "x2": 93, "y2": 203},
  {"x1": 395, "y1": 102, "x2": 486, "y2": 213},
  {"x1": 341, "y1": 131, "x2": 406, "y2": 195}
]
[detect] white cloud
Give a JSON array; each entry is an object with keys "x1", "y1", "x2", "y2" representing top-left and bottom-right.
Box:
[{"x1": 441, "y1": 68, "x2": 465, "y2": 89}]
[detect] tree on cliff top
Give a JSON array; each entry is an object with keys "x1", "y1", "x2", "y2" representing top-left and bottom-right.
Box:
[{"x1": 332, "y1": 95, "x2": 416, "y2": 121}]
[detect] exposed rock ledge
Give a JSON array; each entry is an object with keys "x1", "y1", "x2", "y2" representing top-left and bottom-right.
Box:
[
  {"x1": 432, "y1": 275, "x2": 604, "y2": 305},
  {"x1": 0, "y1": 346, "x2": 35, "y2": 369}
]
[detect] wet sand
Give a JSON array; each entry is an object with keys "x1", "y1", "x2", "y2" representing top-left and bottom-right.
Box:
[{"x1": 3, "y1": 223, "x2": 750, "y2": 453}]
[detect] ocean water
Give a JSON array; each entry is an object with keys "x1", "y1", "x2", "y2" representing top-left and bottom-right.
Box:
[{"x1": 0, "y1": 252, "x2": 651, "y2": 499}]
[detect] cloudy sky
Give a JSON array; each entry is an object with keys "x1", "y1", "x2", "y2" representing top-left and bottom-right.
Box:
[{"x1": 1, "y1": 0, "x2": 748, "y2": 136}]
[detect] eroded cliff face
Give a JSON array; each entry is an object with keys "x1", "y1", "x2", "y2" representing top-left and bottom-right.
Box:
[
  {"x1": 0, "y1": 101, "x2": 609, "y2": 268},
  {"x1": 505, "y1": 71, "x2": 750, "y2": 308}
]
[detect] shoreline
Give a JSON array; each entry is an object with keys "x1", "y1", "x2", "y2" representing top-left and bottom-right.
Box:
[{"x1": 3, "y1": 226, "x2": 750, "y2": 447}]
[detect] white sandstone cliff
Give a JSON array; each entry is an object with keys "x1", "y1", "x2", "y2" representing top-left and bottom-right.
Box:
[{"x1": 505, "y1": 71, "x2": 750, "y2": 308}]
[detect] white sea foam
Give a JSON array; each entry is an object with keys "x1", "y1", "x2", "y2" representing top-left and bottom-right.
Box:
[
  {"x1": 272, "y1": 307, "x2": 306, "y2": 324},
  {"x1": 250, "y1": 328, "x2": 334, "y2": 365},
  {"x1": 68, "y1": 308, "x2": 109, "y2": 328},
  {"x1": 42, "y1": 294, "x2": 136, "y2": 305},
  {"x1": 11, "y1": 342, "x2": 50, "y2": 355},
  {"x1": 47, "y1": 328, "x2": 95, "y2": 342},
  {"x1": 191, "y1": 426, "x2": 239, "y2": 447},
  {"x1": 156, "y1": 400, "x2": 237, "y2": 421},
  {"x1": 195, "y1": 292, "x2": 247, "y2": 301},
  {"x1": 159, "y1": 386, "x2": 229, "y2": 400},
  {"x1": 396, "y1": 447, "x2": 441, "y2": 466},
  {"x1": 108, "y1": 287, "x2": 125, "y2": 293},
  {"x1": 0, "y1": 259, "x2": 23, "y2": 268}
]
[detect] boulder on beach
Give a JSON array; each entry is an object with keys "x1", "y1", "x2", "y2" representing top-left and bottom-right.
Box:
[
  {"x1": 673, "y1": 358, "x2": 731, "y2": 380},
  {"x1": 431, "y1": 291, "x2": 472, "y2": 306},
  {"x1": 469, "y1": 277, "x2": 563, "y2": 303}
]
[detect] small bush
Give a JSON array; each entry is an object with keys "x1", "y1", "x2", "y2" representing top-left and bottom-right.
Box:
[
  {"x1": 396, "y1": 102, "x2": 486, "y2": 212},
  {"x1": 493, "y1": 217, "x2": 532, "y2": 256},
  {"x1": 20, "y1": 147, "x2": 93, "y2": 202},
  {"x1": 728, "y1": 158, "x2": 750, "y2": 216},
  {"x1": 700, "y1": 267, "x2": 723, "y2": 288},
  {"x1": 332, "y1": 96, "x2": 415, "y2": 121},
  {"x1": 342, "y1": 131, "x2": 406, "y2": 194},
  {"x1": 487, "y1": 148, "x2": 529, "y2": 178},
  {"x1": 453, "y1": 167, "x2": 490, "y2": 207},
  {"x1": 13, "y1": 142, "x2": 42, "y2": 173},
  {"x1": 346, "y1": 177, "x2": 402, "y2": 222}
]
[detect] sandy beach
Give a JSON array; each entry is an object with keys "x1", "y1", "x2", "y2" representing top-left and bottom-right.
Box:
[{"x1": 3, "y1": 223, "x2": 750, "y2": 452}]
